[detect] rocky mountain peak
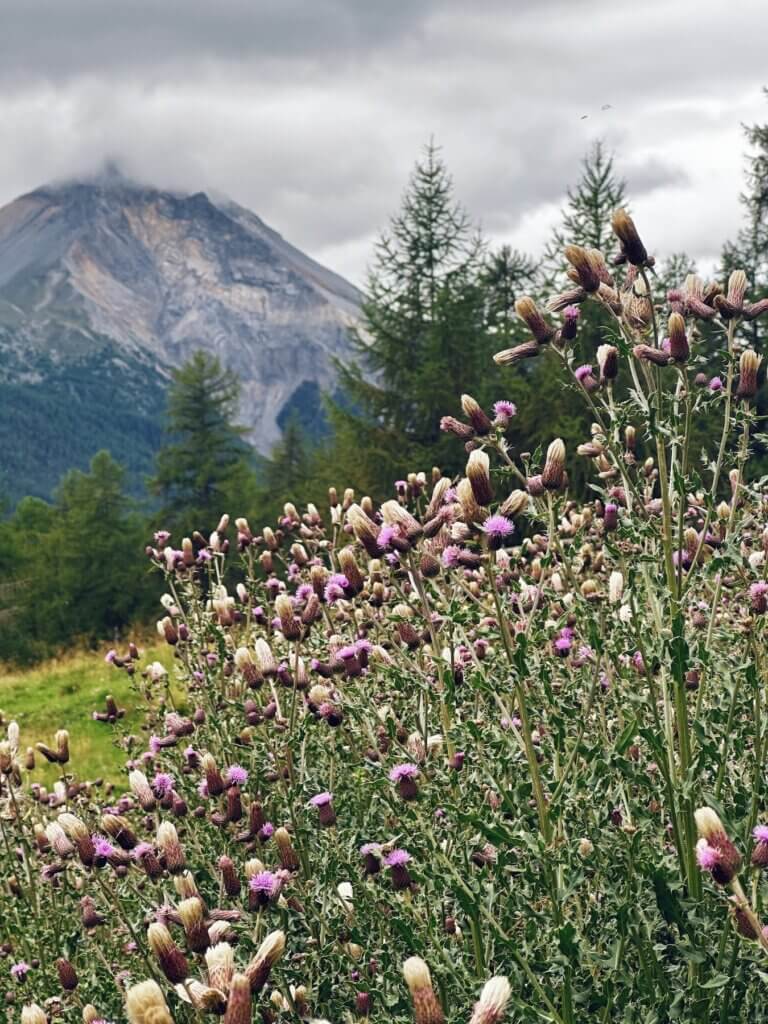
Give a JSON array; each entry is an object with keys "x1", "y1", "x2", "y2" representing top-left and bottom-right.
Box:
[{"x1": 0, "y1": 169, "x2": 361, "y2": 502}]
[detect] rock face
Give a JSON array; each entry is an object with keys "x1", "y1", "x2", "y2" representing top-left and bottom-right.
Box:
[{"x1": 0, "y1": 165, "x2": 361, "y2": 502}]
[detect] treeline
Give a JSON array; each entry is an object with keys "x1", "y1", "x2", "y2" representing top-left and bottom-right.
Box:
[{"x1": 2, "y1": 100, "x2": 768, "y2": 664}]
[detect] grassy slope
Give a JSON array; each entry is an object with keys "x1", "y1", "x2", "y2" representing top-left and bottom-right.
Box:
[{"x1": 0, "y1": 645, "x2": 175, "y2": 784}]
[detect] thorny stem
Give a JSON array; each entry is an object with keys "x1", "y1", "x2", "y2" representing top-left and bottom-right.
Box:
[{"x1": 486, "y1": 552, "x2": 552, "y2": 843}]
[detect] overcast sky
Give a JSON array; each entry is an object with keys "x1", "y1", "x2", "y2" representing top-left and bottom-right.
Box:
[{"x1": 1, "y1": 0, "x2": 767, "y2": 285}]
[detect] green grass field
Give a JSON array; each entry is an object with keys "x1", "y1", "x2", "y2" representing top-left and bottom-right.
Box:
[{"x1": 0, "y1": 644, "x2": 175, "y2": 784}]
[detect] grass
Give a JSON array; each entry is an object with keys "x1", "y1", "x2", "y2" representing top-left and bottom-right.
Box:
[{"x1": 0, "y1": 643, "x2": 176, "y2": 784}]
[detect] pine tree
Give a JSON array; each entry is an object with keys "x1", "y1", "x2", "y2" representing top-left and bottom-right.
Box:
[
  {"x1": 722, "y1": 90, "x2": 768, "y2": 346},
  {"x1": 261, "y1": 414, "x2": 313, "y2": 517},
  {"x1": 330, "y1": 142, "x2": 494, "y2": 492},
  {"x1": 483, "y1": 245, "x2": 537, "y2": 342},
  {"x1": 151, "y1": 351, "x2": 256, "y2": 531},
  {"x1": 1, "y1": 453, "x2": 150, "y2": 660},
  {"x1": 545, "y1": 140, "x2": 626, "y2": 278}
]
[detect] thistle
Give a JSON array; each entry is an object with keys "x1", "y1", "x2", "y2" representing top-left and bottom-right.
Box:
[
  {"x1": 124, "y1": 980, "x2": 174, "y2": 1024},
  {"x1": 402, "y1": 957, "x2": 445, "y2": 1024}
]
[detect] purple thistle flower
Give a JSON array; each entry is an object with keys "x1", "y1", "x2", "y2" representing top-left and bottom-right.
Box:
[
  {"x1": 249, "y1": 870, "x2": 282, "y2": 900},
  {"x1": 309, "y1": 791, "x2": 333, "y2": 807},
  {"x1": 10, "y1": 962, "x2": 30, "y2": 980},
  {"x1": 750, "y1": 581, "x2": 768, "y2": 614},
  {"x1": 258, "y1": 822, "x2": 275, "y2": 840},
  {"x1": 708, "y1": 376, "x2": 724, "y2": 391},
  {"x1": 388, "y1": 763, "x2": 420, "y2": 783},
  {"x1": 696, "y1": 840, "x2": 719, "y2": 871},
  {"x1": 377, "y1": 525, "x2": 398, "y2": 549},
  {"x1": 324, "y1": 582, "x2": 346, "y2": 604},
  {"x1": 360, "y1": 842, "x2": 382, "y2": 858},
  {"x1": 226, "y1": 764, "x2": 248, "y2": 786},
  {"x1": 553, "y1": 635, "x2": 572, "y2": 657},
  {"x1": 104, "y1": 649, "x2": 117, "y2": 664},
  {"x1": 563, "y1": 304, "x2": 580, "y2": 321},
  {"x1": 153, "y1": 772, "x2": 174, "y2": 795},
  {"x1": 92, "y1": 835, "x2": 117, "y2": 859},
  {"x1": 754, "y1": 825, "x2": 768, "y2": 844},
  {"x1": 493, "y1": 400, "x2": 517, "y2": 421},
  {"x1": 440, "y1": 545, "x2": 460, "y2": 568},
  {"x1": 383, "y1": 848, "x2": 411, "y2": 867},
  {"x1": 574, "y1": 364, "x2": 593, "y2": 382},
  {"x1": 131, "y1": 842, "x2": 155, "y2": 860},
  {"x1": 481, "y1": 515, "x2": 515, "y2": 548}
]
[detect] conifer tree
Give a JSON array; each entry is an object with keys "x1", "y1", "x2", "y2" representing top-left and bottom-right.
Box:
[
  {"x1": 0, "y1": 453, "x2": 149, "y2": 660},
  {"x1": 261, "y1": 414, "x2": 313, "y2": 517},
  {"x1": 151, "y1": 351, "x2": 256, "y2": 531},
  {"x1": 545, "y1": 140, "x2": 626, "y2": 279},
  {"x1": 722, "y1": 90, "x2": 768, "y2": 346},
  {"x1": 330, "y1": 142, "x2": 494, "y2": 492},
  {"x1": 483, "y1": 245, "x2": 537, "y2": 342}
]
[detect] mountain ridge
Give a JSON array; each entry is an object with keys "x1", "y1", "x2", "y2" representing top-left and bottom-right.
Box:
[{"x1": 0, "y1": 169, "x2": 361, "y2": 504}]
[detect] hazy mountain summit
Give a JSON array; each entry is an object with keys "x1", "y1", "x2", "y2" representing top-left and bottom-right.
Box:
[{"x1": 0, "y1": 164, "x2": 360, "y2": 502}]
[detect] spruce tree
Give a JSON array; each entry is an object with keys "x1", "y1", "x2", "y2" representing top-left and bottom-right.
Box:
[
  {"x1": 483, "y1": 245, "x2": 537, "y2": 342},
  {"x1": 261, "y1": 414, "x2": 313, "y2": 517},
  {"x1": 722, "y1": 90, "x2": 768, "y2": 346},
  {"x1": 1, "y1": 453, "x2": 150, "y2": 660},
  {"x1": 330, "y1": 142, "x2": 493, "y2": 492},
  {"x1": 151, "y1": 351, "x2": 256, "y2": 531},
  {"x1": 545, "y1": 139, "x2": 626, "y2": 279}
]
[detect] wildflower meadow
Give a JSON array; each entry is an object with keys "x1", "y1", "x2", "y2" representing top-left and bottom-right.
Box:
[{"x1": 4, "y1": 209, "x2": 768, "y2": 1023}]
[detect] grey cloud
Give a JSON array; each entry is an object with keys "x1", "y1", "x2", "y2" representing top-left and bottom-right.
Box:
[{"x1": 0, "y1": 0, "x2": 766, "y2": 284}]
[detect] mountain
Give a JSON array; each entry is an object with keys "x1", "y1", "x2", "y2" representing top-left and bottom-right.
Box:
[{"x1": 0, "y1": 165, "x2": 361, "y2": 504}]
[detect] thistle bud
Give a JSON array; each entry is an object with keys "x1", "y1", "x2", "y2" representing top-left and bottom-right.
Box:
[
  {"x1": 402, "y1": 957, "x2": 444, "y2": 1024},
  {"x1": 147, "y1": 923, "x2": 189, "y2": 984},
  {"x1": 695, "y1": 807, "x2": 742, "y2": 885},
  {"x1": 58, "y1": 813, "x2": 95, "y2": 866},
  {"x1": 461, "y1": 394, "x2": 492, "y2": 435},
  {"x1": 156, "y1": 822, "x2": 185, "y2": 874},
  {"x1": 222, "y1": 974, "x2": 251, "y2": 1024},
  {"x1": 125, "y1": 981, "x2": 173, "y2": 1024},
  {"x1": 611, "y1": 209, "x2": 648, "y2": 266},
  {"x1": 177, "y1": 896, "x2": 209, "y2": 953},
  {"x1": 728, "y1": 269, "x2": 748, "y2": 309},
  {"x1": 274, "y1": 827, "x2": 300, "y2": 871},
  {"x1": 608, "y1": 571, "x2": 624, "y2": 605},
  {"x1": 219, "y1": 855, "x2": 241, "y2": 897},
  {"x1": 469, "y1": 976, "x2": 512, "y2": 1024},
  {"x1": 337, "y1": 547, "x2": 365, "y2": 594},
  {"x1": 596, "y1": 344, "x2": 619, "y2": 382},
  {"x1": 21, "y1": 1007, "x2": 47, "y2": 1024},
  {"x1": 493, "y1": 340, "x2": 541, "y2": 365},
  {"x1": 633, "y1": 344, "x2": 670, "y2": 367},
  {"x1": 515, "y1": 296, "x2": 556, "y2": 343},
  {"x1": 244, "y1": 930, "x2": 286, "y2": 993},
  {"x1": 129, "y1": 770, "x2": 156, "y2": 811},
  {"x1": 563, "y1": 245, "x2": 601, "y2": 292},
  {"x1": 498, "y1": 490, "x2": 528, "y2": 517},
  {"x1": 347, "y1": 504, "x2": 381, "y2": 557},
  {"x1": 201, "y1": 753, "x2": 224, "y2": 796},
  {"x1": 736, "y1": 350, "x2": 761, "y2": 400},
  {"x1": 439, "y1": 415, "x2": 474, "y2": 440},
  {"x1": 466, "y1": 450, "x2": 493, "y2": 506},
  {"x1": 56, "y1": 959, "x2": 78, "y2": 991},
  {"x1": 541, "y1": 439, "x2": 566, "y2": 491},
  {"x1": 274, "y1": 594, "x2": 300, "y2": 640},
  {"x1": 667, "y1": 313, "x2": 689, "y2": 362}
]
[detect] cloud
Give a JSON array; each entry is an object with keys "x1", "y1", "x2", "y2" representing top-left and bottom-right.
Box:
[{"x1": 0, "y1": 0, "x2": 766, "y2": 284}]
